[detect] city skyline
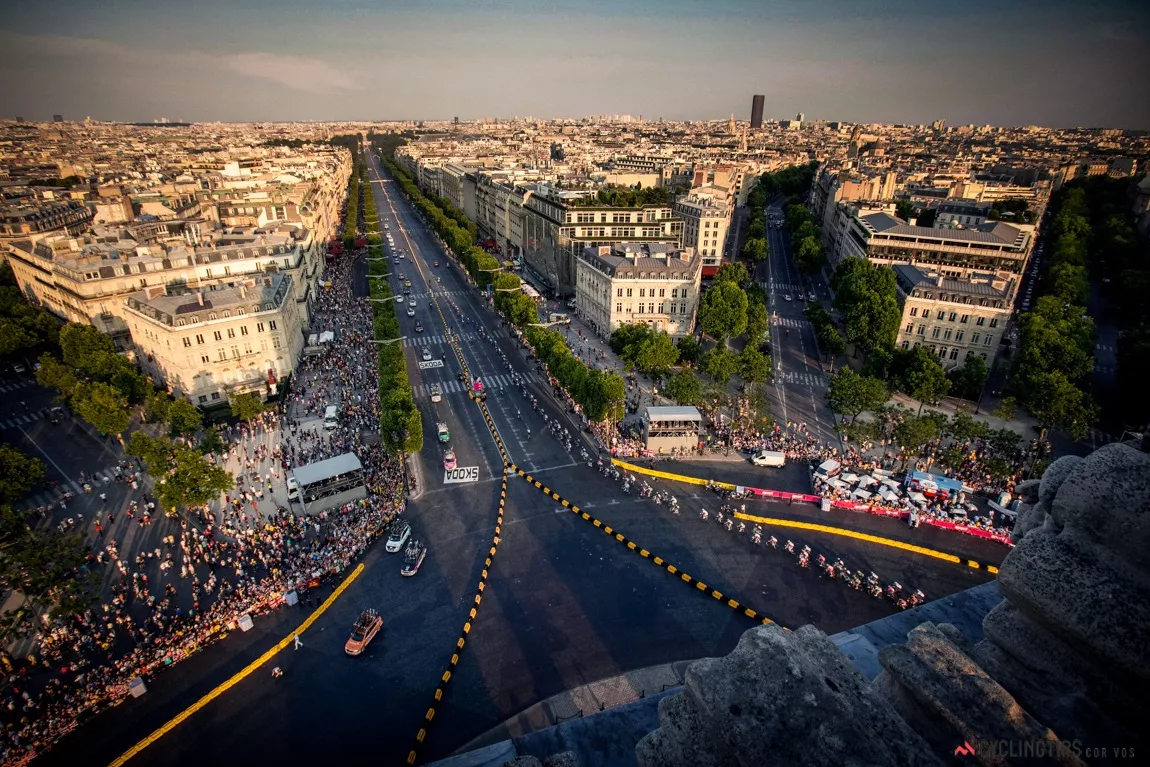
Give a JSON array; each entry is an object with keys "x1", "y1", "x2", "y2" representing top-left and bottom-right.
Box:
[{"x1": 1, "y1": 0, "x2": 1148, "y2": 128}]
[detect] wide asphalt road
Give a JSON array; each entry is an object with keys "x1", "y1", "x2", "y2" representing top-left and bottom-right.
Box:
[{"x1": 37, "y1": 159, "x2": 999, "y2": 767}]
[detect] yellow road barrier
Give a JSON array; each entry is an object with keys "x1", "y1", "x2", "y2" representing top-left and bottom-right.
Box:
[
  {"x1": 610, "y1": 458, "x2": 735, "y2": 489},
  {"x1": 110, "y1": 563, "x2": 366, "y2": 766},
  {"x1": 732, "y1": 511, "x2": 1000, "y2": 574}
]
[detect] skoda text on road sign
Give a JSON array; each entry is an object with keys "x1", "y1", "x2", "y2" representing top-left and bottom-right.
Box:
[
  {"x1": 418, "y1": 359, "x2": 444, "y2": 370},
  {"x1": 443, "y1": 466, "x2": 480, "y2": 484}
]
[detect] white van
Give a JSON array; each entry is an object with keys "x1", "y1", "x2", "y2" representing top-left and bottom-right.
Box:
[
  {"x1": 323, "y1": 405, "x2": 339, "y2": 430},
  {"x1": 815, "y1": 459, "x2": 842, "y2": 480},
  {"x1": 287, "y1": 475, "x2": 300, "y2": 501},
  {"x1": 751, "y1": 450, "x2": 786, "y2": 468}
]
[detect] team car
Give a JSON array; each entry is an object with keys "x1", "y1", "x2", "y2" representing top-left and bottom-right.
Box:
[
  {"x1": 421, "y1": 348, "x2": 433, "y2": 361},
  {"x1": 407, "y1": 307, "x2": 415, "y2": 317},
  {"x1": 437, "y1": 422, "x2": 451, "y2": 443},
  {"x1": 443, "y1": 449, "x2": 457, "y2": 471},
  {"x1": 415, "y1": 320, "x2": 424, "y2": 333},
  {"x1": 401, "y1": 539, "x2": 427, "y2": 577},
  {"x1": 344, "y1": 609, "x2": 383, "y2": 656},
  {"x1": 385, "y1": 520, "x2": 412, "y2": 553},
  {"x1": 430, "y1": 383, "x2": 442, "y2": 402},
  {"x1": 471, "y1": 378, "x2": 487, "y2": 401}
]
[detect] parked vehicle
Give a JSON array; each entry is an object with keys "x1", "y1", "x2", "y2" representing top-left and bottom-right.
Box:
[
  {"x1": 385, "y1": 520, "x2": 412, "y2": 553},
  {"x1": 344, "y1": 609, "x2": 383, "y2": 656}
]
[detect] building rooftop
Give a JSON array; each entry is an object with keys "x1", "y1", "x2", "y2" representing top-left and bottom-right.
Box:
[
  {"x1": 892, "y1": 263, "x2": 1014, "y2": 300},
  {"x1": 125, "y1": 271, "x2": 291, "y2": 326},
  {"x1": 860, "y1": 212, "x2": 1028, "y2": 249},
  {"x1": 578, "y1": 243, "x2": 699, "y2": 279}
]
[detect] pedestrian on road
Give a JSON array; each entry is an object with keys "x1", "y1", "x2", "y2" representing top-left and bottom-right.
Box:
[{"x1": 293, "y1": 634, "x2": 302, "y2": 650}]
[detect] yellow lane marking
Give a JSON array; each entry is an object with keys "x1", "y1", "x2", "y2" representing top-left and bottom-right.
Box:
[
  {"x1": 109, "y1": 563, "x2": 366, "y2": 766},
  {"x1": 731, "y1": 511, "x2": 1000, "y2": 573}
]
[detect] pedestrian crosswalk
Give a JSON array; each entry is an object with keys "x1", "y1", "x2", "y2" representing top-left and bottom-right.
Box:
[
  {"x1": 778, "y1": 370, "x2": 829, "y2": 388},
  {"x1": 0, "y1": 378, "x2": 33, "y2": 394},
  {"x1": 767, "y1": 280, "x2": 808, "y2": 295},
  {"x1": 771, "y1": 315, "x2": 810, "y2": 329},
  {"x1": 22, "y1": 466, "x2": 128, "y2": 511},
  {"x1": 0, "y1": 408, "x2": 45, "y2": 430},
  {"x1": 413, "y1": 372, "x2": 518, "y2": 400},
  {"x1": 404, "y1": 333, "x2": 448, "y2": 347}
]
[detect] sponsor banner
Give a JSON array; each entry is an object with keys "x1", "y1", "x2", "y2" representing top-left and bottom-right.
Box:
[
  {"x1": 418, "y1": 359, "x2": 444, "y2": 370},
  {"x1": 443, "y1": 466, "x2": 480, "y2": 484}
]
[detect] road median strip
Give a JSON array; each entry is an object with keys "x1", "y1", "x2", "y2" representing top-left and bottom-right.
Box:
[
  {"x1": 509, "y1": 463, "x2": 775, "y2": 627},
  {"x1": 407, "y1": 477, "x2": 508, "y2": 766},
  {"x1": 731, "y1": 511, "x2": 1000, "y2": 574}
]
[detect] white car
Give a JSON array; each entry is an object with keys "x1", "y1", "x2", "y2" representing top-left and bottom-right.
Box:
[
  {"x1": 783, "y1": 294, "x2": 793, "y2": 302},
  {"x1": 395, "y1": 295, "x2": 403, "y2": 303},
  {"x1": 385, "y1": 521, "x2": 412, "y2": 553},
  {"x1": 421, "y1": 349, "x2": 433, "y2": 361},
  {"x1": 430, "y1": 384, "x2": 442, "y2": 402},
  {"x1": 409, "y1": 298, "x2": 417, "y2": 307},
  {"x1": 407, "y1": 307, "x2": 415, "y2": 317}
]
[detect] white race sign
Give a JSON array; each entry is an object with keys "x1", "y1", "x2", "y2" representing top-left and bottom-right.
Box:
[
  {"x1": 418, "y1": 359, "x2": 444, "y2": 370},
  {"x1": 443, "y1": 466, "x2": 480, "y2": 484}
]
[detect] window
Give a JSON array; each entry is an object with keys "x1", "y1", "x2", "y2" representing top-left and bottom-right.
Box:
[
  {"x1": 910, "y1": 307, "x2": 918, "y2": 317},
  {"x1": 989, "y1": 318, "x2": 999, "y2": 328},
  {"x1": 669, "y1": 304, "x2": 676, "y2": 314},
  {"x1": 639, "y1": 289, "x2": 646, "y2": 298},
  {"x1": 938, "y1": 346, "x2": 947, "y2": 358},
  {"x1": 230, "y1": 345, "x2": 240, "y2": 359},
  {"x1": 902, "y1": 340, "x2": 910, "y2": 349},
  {"x1": 917, "y1": 325, "x2": 926, "y2": 336},
  {"x1": 240, "y1": 326, "x2": 248, "y2": 336},
  {"x1": 213, "y1": 331, "x2": 222, "y2": 341},
  {"x1": 960, "y1": 314, "x2": 969, "y2": 324},
  {"x1": 921, "y1": 310, "x2": 931, "y2": 320},
  {"x1": 176, "y1": 318, "x2": 186, "y2": 327},
  {"x1": 201, "y1": 355, "x2": 210, "y2": 364},
  {"x1": 237, "y1": 308, "x2": 245, "y2": 316},
  {"x1": 217, "y1": 349, "x2": 227, "y2": 361},
  {"x1": 227, "y1": 328, "x2": 236, "y2": 339},
  {"x1": 616, "y1": 303, "x2": 623, "y2": 313},
  {"x1": 625, "y1": 305, "x2": 632, "y2": 313},
  {"x1": 269, "y1": 320, "x2": 277, "y2": 331},
  {"x1": 648, "y1": 303, "x2": 655, "y2": 314},
  {"x1": 257, "y1": 322, "x2": 265, "y2": 332},
  {"x1": 195, "y1": 334, "x2": 204, "y2": 345},
  {"x1": 211, "y1": 392, "x2": 221, "y2": 400},
  {"x1": 183, "y1": 337, "x2": 192, "y2": 348},
  {"x1": 658, "y1": 303, "x2": 665, "y2": 314},
  {"x1": 208, "y1": 312, "x2": 217, "y2": 321},
  {"x1": 273, "y1": 336, "x2": 281, "y2": 349},
  {"x1": 971, "y1": 332, "x2": 981, "y2": 344},
  {"x1": 949, "y1": 312, "x2": 957, "y2": 322},
  {"x1": 956, "y1": 330, "x2": 964, "y2": 343},
  {"x1": 976, "y1": 316, "x2": 986, "y2": 326},
  {"x1": 626, "y1": 288, "x2": 632, "y2": 297},
  {"x1": 950, "y1": 348, "x2": 959, "y2": 360},
  {"x1": 198, "y1": 395, "x2": 208, "y2": 404},
  {"x1": 616, "y1": 288, "x2": 623, "y2": 297},
  {"x1": 944, "y1": 329, "x2": 953, "y2": 341},
  {"x1": 984, "y1": 334, "x2": 994, "y2": 346},
  {"x1": 222, "y1": 310, "x2": 230, "y2": 318},
  {"x1": 905, "y1": 322, "x2": 915, "y2": 333},
  {"x1": 672, "y1": 288, "x2": 679, "y2": 298},
  {"x1": 659, "y1": 288, "x2": 665, "y2": 297},
  {"x1": 680, "y1": 303, "x2": 686, "y2": 314},
  {"x1": 244, "y1": 343, "x2": 253, "y2": 355}
]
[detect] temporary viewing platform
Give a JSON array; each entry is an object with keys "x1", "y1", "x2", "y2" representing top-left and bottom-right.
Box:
[
  {"x1": 641, "y1": 405, "x2": 702, "y2": 454},
  {"x1": 291, "y1": 452, "x2": 367, "y2": 513}
]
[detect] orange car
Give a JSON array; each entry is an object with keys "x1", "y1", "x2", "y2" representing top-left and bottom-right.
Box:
[{"x1": 344, "y1": 609, "x2": 383, "y2": 656}]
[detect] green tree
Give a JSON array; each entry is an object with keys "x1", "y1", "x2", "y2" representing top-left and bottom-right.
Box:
[
  {"x1": 991, "y1": 396, "x2": 1017, "y2": 423},
  {"x1": 794, "y1": 235, "x2": 825, "y2": 274},
  {"x1": 1028, "y1": 370, "x2": 1097, "y2": 441},
  {"x1": 826, "y1": 368, "x2": 890, "y2": 422},
  {"x1": 610, "y1": 323, "x2": 655, "y2": 367},
  {"x1": 893, "y1": 414, "x2": 942, "y2": 467},
  {"x1": 0, "y1": 317, "x2": 36, "y2": 357},
  {"x1": 635, "y1": 333, "x2": 679, "y2": 375},
  {"x1": 675, "y1": 335, "x2": 702, "y2": 365},
  {"x1": 0, "y1": 505, "x2": 97, "y2": 639},
  {"x1": 895, "y1": 199, "x2": 915, "y2": 220},
  {"x1": 127, "y1": 433, "x2": 234, "y2": 513},
  {"x1": 895, "y1": 346, "x2": 951, "y2": 412},
  {"x1": 741, "y1": 237, "x2": 769, "y2": 262},
  {"x1": 167, "y1": 399, "x2": 203, "y2": 436},
  {"x1": 738, "y1": 346, "x2": 771, "y2": 390},
  {"x1": 947, "y1": 407, "x2": 989, "y2": 443},
  {"x1": 745, "y1": 300, "x2": 769, "y2": 346},
  {"x1": 713, "y1": 262, "x2": 749, "y2": 286},
  {"x1": 703, "y1": 346, "x2": 739, "y2": 386},
  {"x1": 59, "y1": 322, "x2": 115, "y2": 371},
  {"x1": 0, "y1": 444, "x2": 46, "y2": 505},
  {"x1": 951, "y1": 355, "x2": 989, "y2": 401},
  {"x1": 71, "y1": 382, "x2": 131, "y2": 435},
  {"x1": 666, "y1": 369, "x2": 702, "y2": 405},
  {"x1": 228, "y1": 392, "x2": 267, "y2": 422},
  {"x1": 144, "y1": 390, "x2": 172, "y2": 424},
  {"x1": 747, "y1": 218, "x2": 765, "y2": 239},
  {"x1": 699, "y1": 282, "x2": 748, "y2": 342},
  {"x1": 815, "y1": 322, "x2": 846, "y2": 366},
  {"x1": 831, "y1": 257, "x2": 901, "y2": 355},
  {"x1": 35, "y1": 354, "x2": 79, "y2": 397}
]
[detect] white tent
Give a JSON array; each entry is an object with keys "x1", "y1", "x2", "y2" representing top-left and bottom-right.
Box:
[
  {"x1": 908, "y1": 491, "x2": 927, "y2": 504},
  {"x1": 856, "y1": 475, "x2": 878, "y2": 489},
  {"x1": 318, "y1": 331, "x2": 335, "y2": 344},
  {"x1": 851, "y1": 488, "x2": 873, "y2": 500},
  {"x1": 841, "y1": 472, "x2": 860, "y2": 484}
]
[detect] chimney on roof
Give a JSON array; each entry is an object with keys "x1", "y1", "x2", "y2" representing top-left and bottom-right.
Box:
[
  {"x1": 196, "y1": 291, "x2": 204, "y2": 306},
  {"x1": 240, "y1": 284, "x2": 247, "y2": 299}
]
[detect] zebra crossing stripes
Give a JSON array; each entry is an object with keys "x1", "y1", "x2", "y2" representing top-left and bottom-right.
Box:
[
  {"x1": 778, "y1": 370, "x2": 829, "y2": 388},
  {"x1": 403, "y1": 334, "x2": 447, "y2": 347},
  {"x1": 767, "y1": 280, "x2": 806, "y2": 294},
  {"x1": 413, "y1": 373, "x2": 518, "y2": 400},
  {"x1": 0, "y1": 409, "x2": 44, "y2": 430},
  {"x1": 771, "y1": 315, "x2": 810, "y2": 329},
  {"x1": 0, "y1": 379, "x2": 33, "y2": 394}
]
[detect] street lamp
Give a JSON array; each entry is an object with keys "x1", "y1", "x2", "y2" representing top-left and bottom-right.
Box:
[
  {"x1": 367, "y1": 273, "x2": 392, "y2": 279},
  {"x1": 365, "y1": 298, "x2": 396, "y2": 302},
  {"x1": 369, "y1": 336, "x2": 407, "y2": 345}
]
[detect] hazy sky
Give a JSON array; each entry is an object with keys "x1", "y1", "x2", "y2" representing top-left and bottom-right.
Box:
[{"x1": 2, "y1": 0, "x2": 1148, "y2": 127}]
